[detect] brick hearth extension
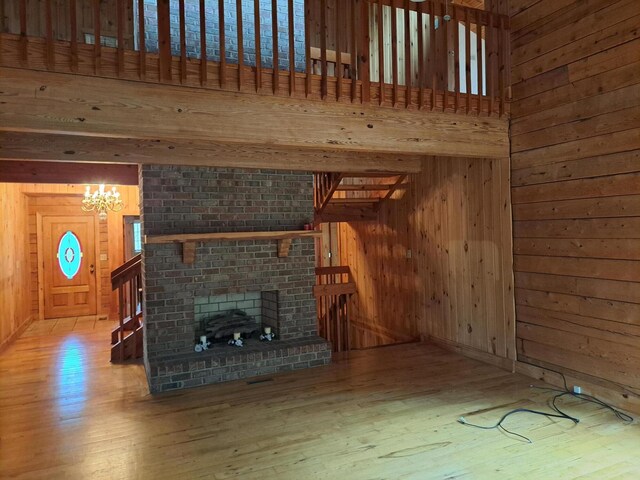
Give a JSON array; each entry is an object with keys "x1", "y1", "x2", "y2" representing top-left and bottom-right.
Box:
[{"x1": 140, "y1": 165, "x2": 330, "y2": 393}]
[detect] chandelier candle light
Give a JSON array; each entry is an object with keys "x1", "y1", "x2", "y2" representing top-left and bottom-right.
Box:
[{"x1": 82, "y1": 184, "x2": 124, "y2": 220}]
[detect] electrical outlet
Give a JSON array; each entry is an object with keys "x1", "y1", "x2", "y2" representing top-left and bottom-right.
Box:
[
  {"x1": 573, "y1": 385, "x2": 582, "y2": 394},
  {"x1": 406, "y1": 249, "x2": 412, "y2": 259}
]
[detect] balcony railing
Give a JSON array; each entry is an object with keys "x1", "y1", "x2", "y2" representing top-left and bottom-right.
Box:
[{"x1": 0, "y1": 0, "x2": 510, "y2": 116}]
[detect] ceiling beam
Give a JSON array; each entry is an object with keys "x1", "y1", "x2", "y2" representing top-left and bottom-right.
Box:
[
  {"x1": 0, "y1": 68, "x2": 509, "y2": 160},
  {"x1": 0, "y1": 160, "x2": 139, "y2": 185},
  {"x1": 0, "y1": 132, "x2": 425, "y2": 174}
]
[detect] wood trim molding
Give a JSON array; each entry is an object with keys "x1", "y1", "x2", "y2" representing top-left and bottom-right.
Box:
[
  {"x1": 516, "y1": 359, "x2": 640, "y2": 415},
  {"x1": 0, "y1": 160, "x2": 139, "y2": 185},
  {"x1": 424, "y1": 335, "x2": 516, "y2": 372},
  {"x1": 0, "y1": 315, "x2": 36, "y2": 354}
]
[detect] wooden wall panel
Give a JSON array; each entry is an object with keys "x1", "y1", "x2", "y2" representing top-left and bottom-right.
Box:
[
  {"x1": 338, "y1": 156, "x2": 515, "y2": 358},
  {"x1": 510, "y1": 0, "x2": 640, "y2": 391},
  {"x1": 0, "y1": 183, "x2": 32, "y2": 350}
]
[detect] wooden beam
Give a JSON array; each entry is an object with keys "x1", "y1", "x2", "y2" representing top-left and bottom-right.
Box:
[
  {"x1": 0, "y1": 69, "x2": 509, "y2": 159},
  {"x1": 0, "y1": 160, "x2": 138, "y2": 185},
  {"x1": 0, "y1": 132, "x2": 425, "y2": 174}
]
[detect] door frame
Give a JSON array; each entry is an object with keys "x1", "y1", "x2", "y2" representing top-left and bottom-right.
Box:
[{"x1": 36, "y1": 210, "x2": 102, "y2": 321}]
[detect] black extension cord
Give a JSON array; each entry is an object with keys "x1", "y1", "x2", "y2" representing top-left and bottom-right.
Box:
[{"x1": 457, "y1": 373, "x2": 634, "y2": 443}]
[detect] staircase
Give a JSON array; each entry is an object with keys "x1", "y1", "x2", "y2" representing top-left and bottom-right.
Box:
[
  {"x1": 110, "y1": 254, "x2": 143, "y2": 363},
  {"x1": 314, "y1": 172, "x2": 408, "y2": 223}
]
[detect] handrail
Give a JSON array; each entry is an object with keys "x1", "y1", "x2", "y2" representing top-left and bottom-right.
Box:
[
  {"x1": 111, "y1": 253, "x2": 142, "y2": 290},
  {"x1": 1, "y1": 0, "x2": 510, "y2": 117},
  {"x1": 111, "y1": 253, "x2": 143, "y2": 362}
]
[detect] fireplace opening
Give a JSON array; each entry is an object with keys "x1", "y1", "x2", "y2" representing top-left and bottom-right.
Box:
[{"x1": 194, "y1": 291, "x2": 280, "y2": 348}]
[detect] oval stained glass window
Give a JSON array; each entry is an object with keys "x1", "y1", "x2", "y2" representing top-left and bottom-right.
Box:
[{"x1": 57, "y1": 231, "x2": 83, "y2": 280}]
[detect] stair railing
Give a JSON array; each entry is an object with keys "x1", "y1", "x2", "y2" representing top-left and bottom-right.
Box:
[
  {"x1": 314, "y1": 266, "x2": 356, "y2": 352},
  {"x1": 111, "y1": 253, "x2": 143, "y2": 361},
  {"x1": 314, "y1": 172, "x2": 343, "y2": 215}
]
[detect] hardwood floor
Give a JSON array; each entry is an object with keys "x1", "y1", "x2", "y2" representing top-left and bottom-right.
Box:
[{"x1": 0, "y1": 323, "x2": 638, "y2": 479}]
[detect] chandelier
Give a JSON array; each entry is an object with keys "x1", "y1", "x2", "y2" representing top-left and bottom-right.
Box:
[{"x1": 82, "y1": 184, "x2": 124, "y2": 220}]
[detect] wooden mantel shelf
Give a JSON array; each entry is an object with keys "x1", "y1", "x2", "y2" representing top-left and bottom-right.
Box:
[{"x1": 145, "y1": 230, "x2": 321, "y2": 264}]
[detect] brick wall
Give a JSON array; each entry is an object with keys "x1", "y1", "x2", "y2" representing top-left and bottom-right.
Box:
[
  {"x1": 136, "y1": 0, "x2": 306, "y2": 71},
  {"x1": 140, "y1": 165, "x2": 329, "y2": 392}
]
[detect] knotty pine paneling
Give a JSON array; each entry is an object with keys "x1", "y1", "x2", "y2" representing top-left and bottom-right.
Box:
[
  {"x1": 338, "y1": 156, "x2": 515, "y2": 358},
  {"x1": 0, "y1": 183, "x2": 32, "y2": 350},
  {"x1": 511, "y1": 1, "x2": 640, "y2": 390}
]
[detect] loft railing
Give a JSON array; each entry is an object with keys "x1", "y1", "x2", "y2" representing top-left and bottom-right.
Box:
[{"x1": 0, "y1": 0, "x2": 509, "y2": 116}]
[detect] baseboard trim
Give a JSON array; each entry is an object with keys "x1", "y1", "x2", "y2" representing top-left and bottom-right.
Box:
[
  {"x1": 516, "y1": 357, "x2": 640, "y2": 416},
  {"x1": 424, "y1": 335, "x2": 515, "y2": 373},
  {"x1": 0, "y1": 314, "x2": 35, "y2": 355}
]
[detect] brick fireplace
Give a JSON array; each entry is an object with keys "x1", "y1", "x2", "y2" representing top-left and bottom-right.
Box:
[{"x1": 140, "y1": 165, "x2": 330, "y2": 393}]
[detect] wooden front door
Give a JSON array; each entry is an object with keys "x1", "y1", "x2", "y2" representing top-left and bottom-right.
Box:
[{"x1": 42, "y1": 215, "x2": 98, "y2": 319}]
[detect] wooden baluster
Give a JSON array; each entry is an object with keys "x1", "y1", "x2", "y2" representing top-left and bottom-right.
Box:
[
  {"x1": 179, "y1": 0, "x2": 187, "y2": 83},
  {"x1": 417, "y1": 2, "x2": 424, "y2": 109},
  {"x1": 476, "y1": 9, "x2": 482, "y2": 115},
  {"x1": 391, "y1": 3, "x2": 398, "y2": 107},
  {"x1": 69, "y1": 0, "x2": 78, "y2": 72},
  {"x1": 350, "y1": 0, "x2": 358, "y2": 103},
  {"x1": 442, "y1": 2, "x2": 449, "y2": 112},
  {"x1": 45, "y1": 0, "x2": 53, "y2": 70},
  {"x1": 336, "y1": 1, "x2": 342, "y2": 102},
  {"x1": 498, "y1": 15, "x2": 506, "y2": 118},
  {"x1": 345, "y1": 295, "x2": 350, "y2": 351},
  {"x1": 487, "y1": 13, "x2": 494, "y2": 116},
  {"x1": 93, "y1": 0, "x2": 101, "y2": 74},
  {"x1": 465, "y1": 8, "x2": 471, "y2": 114},
  {"x1": 320, "y1": 0, "x2": 327, "y2": 100},
  {"x1": 404, "y1": 0, "x2": 412, "y2": 108},
  {"x1": 237, "y1": 0, "x2": 244, "y2": 91},
  {"x1": 158, "y1": 0, "x2": 172, "y2": 82},
  {"x1": 359, "y1": 0, "x2": 370, "y2": 104},
  {"x1": 19, "y1": 0, "x2": 27, "y2": 66},
  {"x1": 200, "y1": 0, "x2": 207, "y2": 86},
  {"x1": 377, "y1": 0, "x2": 384, "y2": 106},
  {"x1": 138, "y1": 0, "x2": 146, "y2": 80},
  {"x1": 335, "y1": 295, "x2": 341, "y2": 353},
  {"x1": 430, "y1": 1, "x2": 437, "y2": 111},
  {"x1": 272, "y1": 0, "x2": 279, "y2": 94},
  {"x1": 131, "y1": 277, "x2": 137, "y2": 358},
  {"x1": 129, "y1": 277, "x2": 135, "y2": 320},
  {"x1": 288, "y1": 0, "x2": 295, "y2": 96},
  {"x1": 304, "y1": 0, "x2": 311, "y2": 97},
  {"x1": 118, "y1": 285, "x2": 125, "y2": 360},
  {"x1": 454, "y1": 7, "x2": 460, "y2": 112},
  {"x1": 117, "y1": 0, "x2": 125, "y2": 76},
  {"x1": 255, "y1": 0, "x2": 262, "y2": 92},
  {"x1": 219, "y1": 0, "x2": 226, "y2": 88}
]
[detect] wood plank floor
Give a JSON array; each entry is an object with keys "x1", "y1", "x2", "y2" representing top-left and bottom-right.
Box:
[{"x1": 0, "y1": 321, "x2": 638, "y2": 479}]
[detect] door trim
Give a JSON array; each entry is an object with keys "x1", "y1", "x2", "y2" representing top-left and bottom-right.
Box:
[{"x1": 36, "y1": 211, "x2": 102, "y2": 321}]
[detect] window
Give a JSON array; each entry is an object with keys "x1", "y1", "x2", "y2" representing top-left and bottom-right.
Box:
[
  {"x1": 57, "y1": 231, "x2": 83, "y2": 280},
  {"x1": 124, "y1": 216, "x2": 142, "y2": 260}
]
